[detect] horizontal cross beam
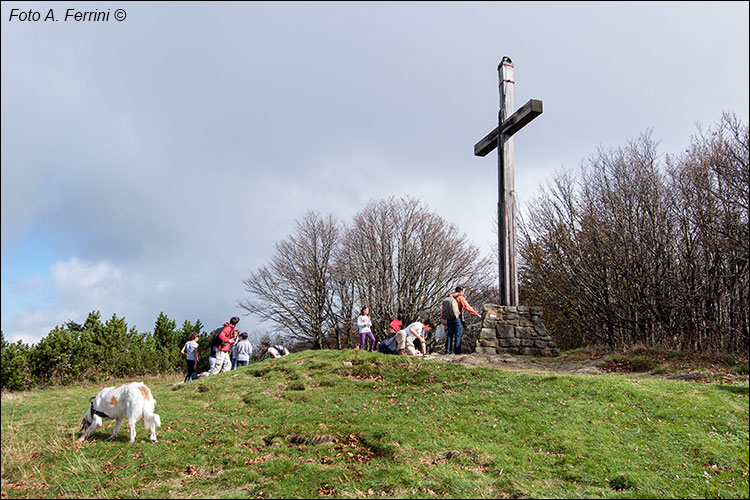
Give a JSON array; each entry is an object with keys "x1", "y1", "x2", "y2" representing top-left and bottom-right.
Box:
[{"x1": 474, "y1": 99, "x2": 543, "y2": 157}]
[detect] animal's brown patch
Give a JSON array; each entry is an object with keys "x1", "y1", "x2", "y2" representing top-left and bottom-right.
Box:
[
  {"x1": 115, "y1": 384, "x2": 126, "y2": 389},
  {"x1": 109, "y1": 396, "x2": 118, "y2": 406},
  {"x1": 139, "y1": 386, "x2": 150, "y2": 400}
]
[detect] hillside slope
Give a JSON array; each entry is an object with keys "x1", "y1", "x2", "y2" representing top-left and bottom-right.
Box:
[{"x1": 2, "y1": 350, "x2": 748, "y2": 498}]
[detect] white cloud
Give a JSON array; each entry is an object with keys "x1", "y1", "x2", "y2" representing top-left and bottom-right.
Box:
[
  {"x1": 3, "y1": 308, "x2": 76, "y2": 346},
  {"x1": 52, "y1": 258, "x2": 124, "y2": 298},
  {"x1": 3, "y1": 257, "x2": 176, "y2": 344}
]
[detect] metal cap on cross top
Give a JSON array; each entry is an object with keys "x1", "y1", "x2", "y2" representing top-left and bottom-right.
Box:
[{"x1": 474, "y1": 57, "x2": 543, "y2": 306}]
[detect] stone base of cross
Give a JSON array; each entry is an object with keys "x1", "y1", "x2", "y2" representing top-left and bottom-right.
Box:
[
  {"x1": 474, "y1": 56, "x2": 542, "y2": 307},
  {"x1": 474, "y1": 304, "x2": 560, "y2": 357}
]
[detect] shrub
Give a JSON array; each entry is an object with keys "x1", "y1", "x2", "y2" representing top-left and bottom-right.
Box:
[{"x1": 1, "y1": 337, "x2": 32, "y2": 391}]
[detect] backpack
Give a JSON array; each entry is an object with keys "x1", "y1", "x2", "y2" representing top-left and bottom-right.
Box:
[
  {"x1": 210, "y1": 328, "x2": 226, "y2": 348},
  {"x1": 272, "y1": 345, "x2": 289, "y2": 356},
  {"x1": 442, "y1": 295, "x2": 460, "y2": 321}
]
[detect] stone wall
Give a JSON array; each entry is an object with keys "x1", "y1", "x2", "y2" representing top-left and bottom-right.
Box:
[{"x1": 474, "y1": 304, "x2": 560, "y2": 356}]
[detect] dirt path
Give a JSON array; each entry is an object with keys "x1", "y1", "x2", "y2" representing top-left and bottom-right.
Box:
[
  {"x1": 423, "y1": 353, "x2": 745, "y2": 385},
  {"x1": 424, "y1": 352, "x2": 606, "y2": 376}
]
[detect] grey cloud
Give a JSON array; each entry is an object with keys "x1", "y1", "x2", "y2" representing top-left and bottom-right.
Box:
[{"x1": 2, "y1": 1, "x2": 747, "y2": 341}]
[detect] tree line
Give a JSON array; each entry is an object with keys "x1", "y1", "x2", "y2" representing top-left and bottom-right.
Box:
[
  {"x1": 1, "y1": 312, "x2": 194, "y2": 391},
  {"x1": 0, "y1": 312, "x2": 285, "y2": 391},
  {"x1": 519, "y1": 112, "x2": 748, "y2": 355},
  {"x1": 3, "y1": 113, "x2": 746, "y2": 392}
]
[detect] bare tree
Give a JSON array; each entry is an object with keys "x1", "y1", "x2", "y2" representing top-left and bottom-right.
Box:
[
  {"x1": 667, "y1": 112, "x2": 749, "y2": 354},
  {"x1": 239, "y1": 211, "x2": 340, "y2": 349},
  {"x1": 519, "y1": 114, "x2": 748, "y2": 356},
  {"x1": 340, "y1": 197, "x2": 492, "y2": 342}
]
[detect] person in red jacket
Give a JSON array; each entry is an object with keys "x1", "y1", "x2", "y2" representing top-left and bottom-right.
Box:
[{"x1": 209, "y1": 316, "x2": 239, "y2": 374}]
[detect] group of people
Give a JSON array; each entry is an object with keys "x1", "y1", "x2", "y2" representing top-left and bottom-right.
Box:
[
  {"x1": 179, "y1": 316, "x2": 288, "y2": 383},
  {"x1": 180, "y1": 286, "x2": 479, "y2": 382},
  {"x1": 375, "y1": 317, "x2": 434, "y2": 356},
  {"x1": 358, "y1": 285, "x2": 481, "y2": 356}
]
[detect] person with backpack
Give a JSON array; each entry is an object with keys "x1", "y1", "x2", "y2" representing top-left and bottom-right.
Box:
[
  {"x1": 180, "y1": 331, "x2": 200, "y2": 382},
  {"x1": 442, "y1": 286, "x2": 481, "y2": 354},
  {"x1": 207, "y1": 326, "x2": 228, "y2": 374},
  {"x1": 209, "y1": 316, "x2": 239, "y2": 375}
]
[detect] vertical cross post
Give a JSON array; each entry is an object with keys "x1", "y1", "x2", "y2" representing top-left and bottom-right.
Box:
[
  {"x1": 498, "y1": 57, "x2": 517, "y2": 306},
  {"x1": 474, "y1": 56, "x2": 543, "y2": 306}
]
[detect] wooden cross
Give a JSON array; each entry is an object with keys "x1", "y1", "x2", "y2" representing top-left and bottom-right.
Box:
[{"x1": 474, "y1": 57, "x2": 543, "y2": 306}]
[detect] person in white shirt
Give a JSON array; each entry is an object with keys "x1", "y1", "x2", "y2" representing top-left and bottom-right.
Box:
[
  {"x1": 234, "y1": 332, "x2": 253, "y2": 367},
  {"x1": 180, "y1": 332, "x2": 200, "y2": 382},
  {"x1": 357, "y1": 307, "x2": 376, "y2": 351},
  {"x1": 395, "y1": 319, "x2": 433, "y2": 356}
]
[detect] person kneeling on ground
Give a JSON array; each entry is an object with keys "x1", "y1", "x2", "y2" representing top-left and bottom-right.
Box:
[
  {"x1": 395, "y1": 319, "x2": 433, "y2": 356},
  {"x1": 260, "y1": 342, "x2": 289, "y2": 359},
  {"x1": 377, "y1": 319, "x2": 403, "y2": 354}
]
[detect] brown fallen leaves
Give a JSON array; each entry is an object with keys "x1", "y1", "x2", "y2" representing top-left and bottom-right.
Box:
[
  {"x1": 317, "y1": 484, "x2": 336, "y2": 497},
  {"x1": 3, "y1": 475, "x2": 50, "y2": 492}
]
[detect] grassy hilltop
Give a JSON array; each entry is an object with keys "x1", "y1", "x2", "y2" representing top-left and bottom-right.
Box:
[{"x1": 2, "y1": 350, "x2": 748, "y2": 498}]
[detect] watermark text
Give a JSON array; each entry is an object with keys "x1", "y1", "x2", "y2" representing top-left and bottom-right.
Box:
[{"x1": 8, "y1": 8, "x2": 127, "y2": 22}]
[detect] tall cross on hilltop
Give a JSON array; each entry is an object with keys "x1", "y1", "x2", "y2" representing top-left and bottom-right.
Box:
[{"x1": 474, "y1": 56, "x2": 543, "y2": 306}]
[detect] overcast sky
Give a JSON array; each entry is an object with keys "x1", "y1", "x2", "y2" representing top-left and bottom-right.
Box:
[{"x1": 2, "y1": 1, "x2": 748, "y2": 345}]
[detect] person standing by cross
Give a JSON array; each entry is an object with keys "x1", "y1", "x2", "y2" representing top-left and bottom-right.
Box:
[{"x1": 442, "y1": 286, "x2": 482, "y2": 355}]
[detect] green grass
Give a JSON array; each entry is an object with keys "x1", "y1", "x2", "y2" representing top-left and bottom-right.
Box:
[{"x1": 2, "y1": 350, "x2": 748, "y2": 498}]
